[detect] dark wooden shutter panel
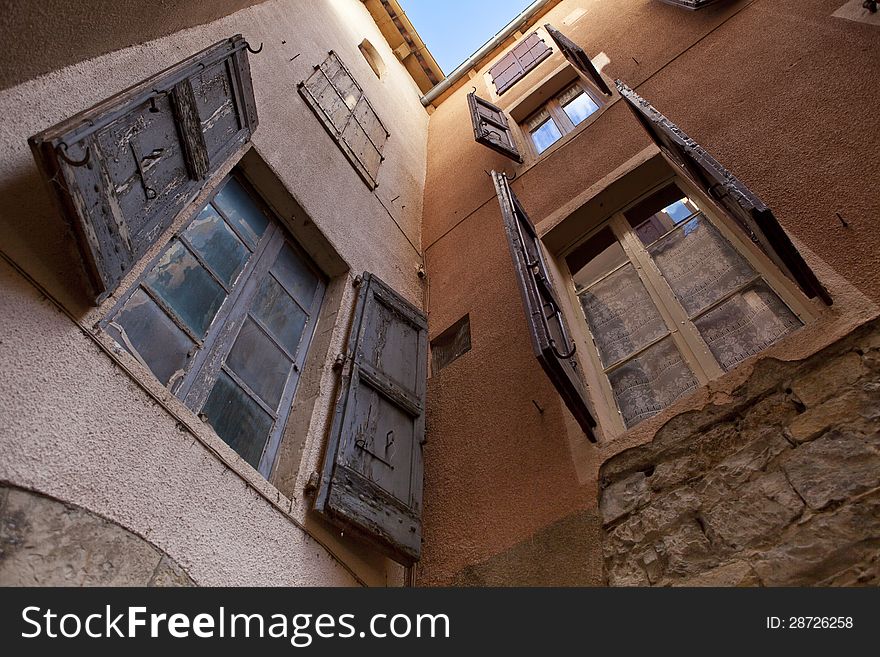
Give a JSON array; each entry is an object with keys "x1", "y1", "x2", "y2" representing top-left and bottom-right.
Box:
[
  {"x1": 492, "y1": 171, "x2": 598, "y2": 441},
  {"x1": 467, "y1": 91, "x2": 522, "y2": 162},
  {"x1": 29, "y1": 35, "x2": 259, "y2": 304},
  {"x1": 316, "y1": 272, "x2": 427, "y2": 565},
  {"x1": 489, "y1": 32, "x2": 551, "y2": 95},
  {"x1": 615, "y1": 80, "x2": 831, "y2": 305},
  {"x1": 544, "y1": 24, "x2": 612, "y2": 96}
]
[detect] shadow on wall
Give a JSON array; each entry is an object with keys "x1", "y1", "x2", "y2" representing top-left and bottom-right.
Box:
[{"x1": 0, "y1": 160, "x2": 96, "y2": 314}]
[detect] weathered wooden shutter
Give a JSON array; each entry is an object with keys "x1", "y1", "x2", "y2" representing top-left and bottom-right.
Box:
[
  {"x1": 316, "y1": 272, "x2": 428, "y2": 565},
  {"x1": 29, "y1": 35, "x2": 259, "y2": 304},
  {"x1": 489, "y1": 32, "x2": 552, "y2": 95},
  {"x1": 615, "y1": 80, "x2": 832, "y2": 304},
  {"x1": 468, "y1": 91, "x2": 523, "y2": 162},
  {"x1": 492, "y1": 171, "x2": 598, "y2": 441},
  {"x1": 544, "y1": 24, "x2": 612, "y2": 96}
]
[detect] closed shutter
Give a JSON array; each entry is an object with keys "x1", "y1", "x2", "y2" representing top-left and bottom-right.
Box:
[
  {"x1": 489, "y1": 32, "x2": 551, "y2": 95},
  {"x1": 492, "y1": 171, "x2": 598, "y2": 441},
  {"x1": 544, "y1": 24, "x2": 612, "y2": 96},
  {"x1": 29, "y1": 35, "x2": 259, "y2": 304},
  {"x1": 615, "y1": 80, "x2": 831, "y2": 305},
  {"x1": 316, "y1": 273, "x2": 427, "y2": 565},
  {"x1": 468, "y1": 91, "x2": 523, "y2": 162}
]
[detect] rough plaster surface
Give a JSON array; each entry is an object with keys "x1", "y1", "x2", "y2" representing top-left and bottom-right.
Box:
[
  {"x1": 0, "y1": 485, "x2": 195, "y2": 586},
  {"x1": 0, "y1": 0, "x2": 428, "y2": 586},
  {"x1": 600, "y1": 319, "x2": 880, "y2": 586}
]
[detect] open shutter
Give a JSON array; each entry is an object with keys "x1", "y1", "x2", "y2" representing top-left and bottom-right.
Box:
[
  {"x1": 544, "y1": 24, "x2": 612, "y2": 96},
  {"x1": 493, "y1": 171, "x2": 598, "y2": 441},
  {"x1": 489, "y1": 32, "x2": 552, "y2": 95},
  {"x1": 29, "y1": 35, "x2": 259, "y2": 304},
  {"x1": 316, "y1": 272, "x2": 427, "y2": 565},
  {"x1": 615, "y1": 80, "x2": 831, "y2": 305},
  {"x1": 467, "y1": 91, "x2": 522, "y2": 162}
]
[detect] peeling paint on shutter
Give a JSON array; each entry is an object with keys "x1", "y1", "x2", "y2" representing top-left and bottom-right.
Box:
[
  {"x1": 316, "y1": 273, "x2": 427, "y2": 565},
  {"x1": 493, "y1": 171, "x2": 598, "y2": 441},
  {"x1": 467, "y1": 91, "x2": 523, "y2": 162},
  {"x1": 615, "y1": 80, "x2": 831, "y2": 305},
  {"x1": 544, "y1": 24, "x2": 612, "y2": 96},
  {"x1": 29, "y1": 35, "x2": 259, "y2": 304}
]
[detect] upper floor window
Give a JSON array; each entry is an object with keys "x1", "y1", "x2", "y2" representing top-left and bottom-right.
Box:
[
  {"x1": 565, "y1": 180, "x2": 807, "y2": 428},
  {"x1": 103, "y1": 174, "x2": 326, "y2": 476},
  {"x1": 523, "y1": 81, "x2": 603, "y2": 155},
  {"x1": 298, "y1": 51, "x2": 389, "y2": 189},
  {"x1": 489, "y1": 31, "x2": 552, "y2": 95}
]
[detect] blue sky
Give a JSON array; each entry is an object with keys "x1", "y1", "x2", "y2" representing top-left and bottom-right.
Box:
[{"x1": 398, "y1": 0, "x2": 534, "y2": 75}]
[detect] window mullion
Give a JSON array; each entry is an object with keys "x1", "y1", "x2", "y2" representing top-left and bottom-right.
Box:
[
  {"x1": 608, "y1": 214, "x2": 723, "y2": 382},
  {"x1": 548, "y1": 99, "x2": 575, "y2": 135}
]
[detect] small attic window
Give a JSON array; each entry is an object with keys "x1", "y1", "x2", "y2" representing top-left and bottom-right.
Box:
[{"x1": 359, "y1": 39, "x2": 386, "y2": 78}]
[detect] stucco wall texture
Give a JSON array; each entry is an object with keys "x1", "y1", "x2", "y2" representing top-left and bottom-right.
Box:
[
  {"x1": 0, "y1": 0, "x2": 429, "y2": 585},
  {"x1": 418, "y1": 0, "x2": 880, "y2": 584}
]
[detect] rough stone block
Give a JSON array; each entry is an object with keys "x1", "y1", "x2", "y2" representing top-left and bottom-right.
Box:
[
  {"x1": 661, "y1": 519, "x2": 715, "y2": 576},
  {"x1": 672, "y1": 560, "x2": 761, "y2": 587},
  {"x1": 696, "y1": 431, "x2": 790, "y2": 508},
  {"x1": 752, "y1": 492, "x2": 880, "y2": 586},
  {"x1": 639, "y1": 486, "x2": 700, "y2": 535},
  {"x1": 600, "y1": 472, "x2": 650, "y2": 526},
  {"x1": 703, "y1": 472, "x2": 803, "y2": 550},
  {"x1": 786, "y1": 390, "x2": 862, "y2": 443},
  {"x1": 782, "y1": 429, "x2": 880, "y2": 510},
  {"x1": 790, "y1": 352, "x2": 865, "y2": 407},
  {"x1": 740, "y1": 393, "x2": 799, "y2": 432}
]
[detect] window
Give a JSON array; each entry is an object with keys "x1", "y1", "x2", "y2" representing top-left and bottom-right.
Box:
[
  {"x1": 103, "y1": 174, "x2": 326, "y2": 477},
  {"x1": 565, "y1": 180, "x2": 806, "y2": 428},
  {"x1": 298, "y1": 51, "x2": 389, "y2": 189},
  {"x1": 358, "y1": 39, "x2": 386, "y2": 79},
  {"x1": 489, "y1": 32, "x2": 552, "y2": 95},
  {"x1": 430, "y1": 315, "x2": 472, "y2": 373},
  {"x1": 524, "y1": 82, "x2": 602, "y2": 155}
]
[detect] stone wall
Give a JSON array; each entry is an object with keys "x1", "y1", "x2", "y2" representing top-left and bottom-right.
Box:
[
  {"x1": 600, "y1": 319, "x2": 880, "y2": 586},
  {"x1": 0, "y1": 486, "x2": 195, "y2": 586}
]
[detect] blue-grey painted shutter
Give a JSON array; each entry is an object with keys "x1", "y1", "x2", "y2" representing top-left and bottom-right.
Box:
[
  {"x1": 28, "y1": 35, "x2": 259, "y2": 304},
  {"x1": 316, "y1": 272, "x2": 427, "y2": 565},
  {"x1": 544, "y1": 24, "x2": 612, "y2": 96},
  {"x1": 615, "y1": 80, "x2": 831, "y2": 305},
  {"x1": 493, "y1": 171, "x2": 598, "y2": 441}
]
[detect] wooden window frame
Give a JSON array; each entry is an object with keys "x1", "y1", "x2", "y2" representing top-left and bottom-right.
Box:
[
  {"x1": 521, "y1": 79, "x2": 604, "y2": 159},
  {"x1": 558, "y1": 173, "x2": 816, "y2": 437},
  {"x1": 101, "y1": 171, "x2": 327, "y2": 478}
]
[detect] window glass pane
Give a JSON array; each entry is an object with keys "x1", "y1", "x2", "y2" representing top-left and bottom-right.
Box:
[
  {"x1": 694, "y1": 282, "x2": 802, "y2": 372},
  {"x1": 561, "y1": 90, "x2": 600, "y2": 126},
  {"x1": 144, "y1": 240, "x2": 226, "y2": 337},
  {"x1": 626, "y1": 184, "x2": 701, "y2": 247},
  {"x1": 111, "y1": 288, "x2": 194, "y2": 386},
  {"x1": 608, "y1": 337, "x2": 698, "y2": 428},
  {"x1": 225, "y1": 318, "x2": 292, "y2": 410},
  {"x1": 251, "y1": 275, "x2": 308, "y2": 356},
  {"x1": 648, "y1": 214, "x2": 756, "y2": 316},
  {"x1": 578, "y1": 262, "x2": 669, "y2": 368},
  {"x1": 567, "y1": 227, "x2": 628, "y2": 290},
  {"x1": 212, "y1": 178, "x2": 269, "y2": 249},
  {"x1": 272, "y1": 242, "x2": 319, "y2": 308},
  {"x1": 530, "y1": 117, "x2": 562, "y2": 154},
  {"x1": 184, "y1": 205, "x2": 250, "y2": 287},
  {"x1": 201, "y1": 371, "x2": 274, "y2": 469}
]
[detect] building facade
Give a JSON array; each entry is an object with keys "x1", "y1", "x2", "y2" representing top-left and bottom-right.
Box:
[{"x1": 1, "y1": 0, "x2": 878, "y2": 586}]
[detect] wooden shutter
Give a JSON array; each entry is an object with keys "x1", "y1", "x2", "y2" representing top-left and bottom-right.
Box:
[
  {"x1": 316, "y1": 272, "x2": 428, "y2": 565},
  {"x1": 468, "y1": 91, "x2": 523, "y2": 162},
  {"x1": 492, "y1": 171, "x2": 598, "y2": 441},
  {"x1": 489, "y1": 32, "x2": 552, "y2": 95},
  {"x1": 544, "y1": 24, "x2": 612, "y2": 96},
  {"x1": 615, "y1": 80, "x2": 832, "y2": 305},
  {"x1": 29, "y1": 35, "x2": 259, "y2": 304}
]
